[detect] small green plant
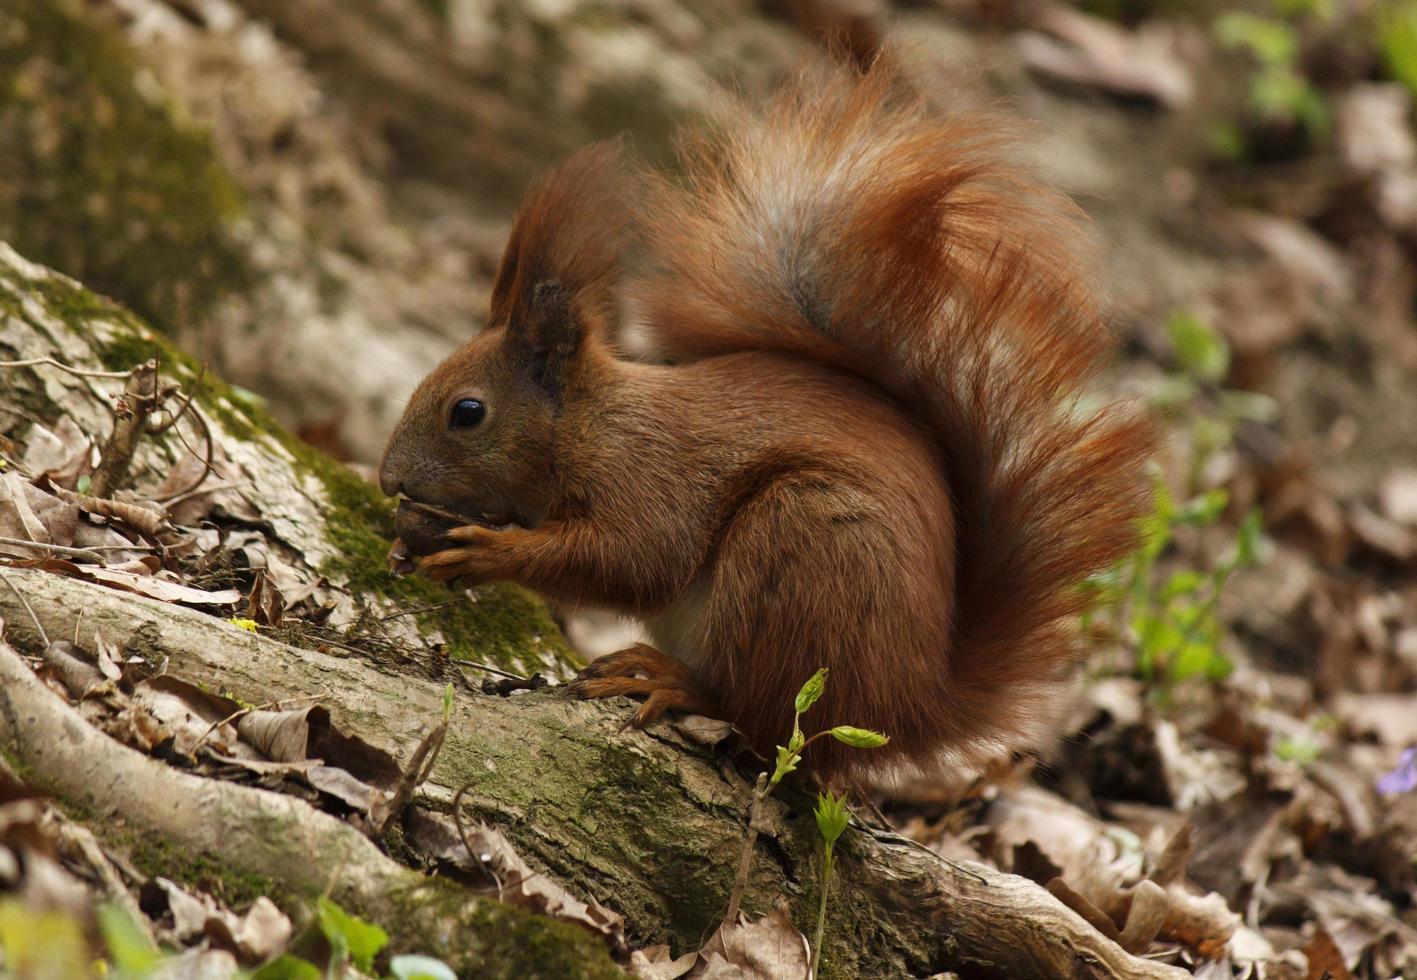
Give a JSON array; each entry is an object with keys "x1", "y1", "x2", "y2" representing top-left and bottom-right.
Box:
[
  {"x1": 810, "y1": 791, "x2": 850, "y2": 980},
  {"x1": 1084, "y1": 312, "x2": 1269, "y2": 695},
  {"x1": 1213, "y1": 5, "x2": 1329, "y2": 146},
  {"x1": 720, "y1": 667, "x2": 888, "y2": 975},
  {"x1": 1127, "y1": 483, "x2": 1262, "y2": 689},
  {"x1": 1378, "y1": 0, "x2": 1417, "y2": 97},
  {"x1": 316, "y1": 895, "x2": 389, "y2": 975},
  {"x1": 0, "y1": 893, "x2": 455, "y2": 980}
]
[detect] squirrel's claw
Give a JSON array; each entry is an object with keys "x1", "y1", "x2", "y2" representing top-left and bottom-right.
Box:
[
  {"x1": 416, "y1": 524, "x2": 503, "y2": 583},
  {"x1": 566, "y1": 644, "x2": 720, "y2": 728}
]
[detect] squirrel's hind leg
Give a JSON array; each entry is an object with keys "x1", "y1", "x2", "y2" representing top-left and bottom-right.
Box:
[{"x1": 567, "y1": 643, "x2": 720, "y2": 728}]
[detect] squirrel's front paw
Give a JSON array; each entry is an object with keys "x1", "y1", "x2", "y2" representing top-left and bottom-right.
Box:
[{"x1": 416, "y1": 524, "x2": 506, "y2": 584}]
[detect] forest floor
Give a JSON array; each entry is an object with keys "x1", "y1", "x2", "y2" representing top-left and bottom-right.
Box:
[{"x1": 0, "y1": 1, "x2": 1416, "y2": 978}]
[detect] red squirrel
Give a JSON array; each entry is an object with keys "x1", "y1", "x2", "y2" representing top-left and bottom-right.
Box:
[{"x1": 378, "y1": 56, "x2": 1154, "y2": 780}]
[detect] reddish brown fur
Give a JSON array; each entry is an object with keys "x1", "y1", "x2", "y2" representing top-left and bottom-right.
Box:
[{"x1": 379, "y1": 56, "x2": 1154, "y2": 781}]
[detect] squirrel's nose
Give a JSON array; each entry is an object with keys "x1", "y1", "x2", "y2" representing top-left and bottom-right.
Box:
[{"x1": 377, "y1": 461, "x2": 405, "y2": 499}]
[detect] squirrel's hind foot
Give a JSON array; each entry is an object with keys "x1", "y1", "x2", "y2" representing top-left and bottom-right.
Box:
[{"x1": 566, "y1": 643, "x2": 719, "y2": 728}]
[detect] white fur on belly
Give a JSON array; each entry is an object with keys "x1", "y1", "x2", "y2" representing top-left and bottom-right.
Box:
[{"x1": 646, "y1": 576, "x2": 714, "y2": 674}]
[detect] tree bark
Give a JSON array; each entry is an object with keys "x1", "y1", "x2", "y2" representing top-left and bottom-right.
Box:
[{"x1": 0, "y1": 242, "x2": 1185, "y2": 978}]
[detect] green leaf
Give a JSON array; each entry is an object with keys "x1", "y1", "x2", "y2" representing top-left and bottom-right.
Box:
[
  {"x1": 251, "y1": 954, "x2": 323, "y2": 980},
  {"x1": 814, "y1": 791, "x2": 850, "y2": 847},
  {"x1": 1214, "y1": 12, "x2": 1297, "y2": 66},
  {"x1": 1273, "y1": 736, "x2": 1319, "y2": 764},
  {"x1": 390, "y1": 954, "x2": 459, "y2": 980},
  {"x1": 828, "y1": 726, "x2": 889, "y2": 749},
  {"x1": 1166, "y1": 310, "x2": 1230, "y2": 385},
  {"x1": 794, "y1": 668, "x2": 829, "y2": 714},
  {"x1": 75, "y1": 474, "x2": 91, "y2": 494},
  {"x1": 1234, "y1": 510, "x2": 1264, "y2": 566},
  {"x1": 1176, "y1": 489, "x2": 1229, "y2": 527},
  {"x1": 443, "y1": 683, "x2": 454, "y2": 722},
  {"x1": 1159, "y1": 570, "x2": 1206, "y2": 601},
  {"x1": 316, "y1": 897, "x2": 388, "y2": 974},
  {"x1": 1272, "y1": 0, "x2": 1332, "y2": 18},
  {"x1": 0, "y1": 902, "x2": 90, "y2": 979},
  {"x1": 772, "y1": 744, "x2": 800, "y2": 785},
  {"x1": 1378, "y1": 1, "x2": 1417, "y2": 97},
  {"x1": 97, "y1": 902, "x2": 162, "y2": 973}
]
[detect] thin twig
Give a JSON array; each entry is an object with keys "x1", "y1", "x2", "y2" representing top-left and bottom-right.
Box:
[
  {"x1": 377, "y1": 599, "x2": 466, "y2": 621},
  {"x1": 161, "y1": 482, "x2": 236, "y2": 511},
  {"x1": 369, "y1": 715, "x2": 449, "y2": 839},
  {"x1": 145, "y1": 363, "x2": 206, "y2": 435},
  {"x1": 0, "y1": 569, "x2": 48, "y2": 646},
  {"x1": 91, "y1": 360, "x2": 161, "y2": 498},
  {"x1": 723, "y1": 771, "x2": 769, "y2": 927},
  {"x1": 155, "y1": 404, "x2": 217, "y2": 504},
  {"x1": 0, "y1": 357, "x2": 133, "y2": 380},
  {"x1": 0, "y1": 537, "x2": 157, "y2": 558},
  {"x1": 452, "y1": 782, "x2": 503, "y2": 899},
  {"x1": 0, "y1": 537, "x2": 109, "y2": 563},
  {"x1": 456, "y1": 660, "x2": 527, "y2": 682}
]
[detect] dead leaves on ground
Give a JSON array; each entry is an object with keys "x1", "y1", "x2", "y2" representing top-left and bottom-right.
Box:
[
  {"x1": 896, "y1": 655, "x2": 1417, "y2": 977},
  {"x1": 631, "y1": 906, "x2": 809, "y2": 980}
]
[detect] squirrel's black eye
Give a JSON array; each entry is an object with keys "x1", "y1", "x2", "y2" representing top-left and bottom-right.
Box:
[{"x1": 449, "y1": 398, "x2": 486, "y2": 430}]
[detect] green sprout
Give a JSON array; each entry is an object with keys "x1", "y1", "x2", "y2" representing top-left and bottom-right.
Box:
[
  {"x1": 720, "y1": 667, "x2": 888, "y2": 976},
  {"x1": 810, "y1": 790, "x2": 850, "y2": 980}
]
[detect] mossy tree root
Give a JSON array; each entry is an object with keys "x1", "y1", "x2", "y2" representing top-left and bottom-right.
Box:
[
  {"x1": 0, "y1": 570, "x2": 1188, "y2": 980},
  {"x1": 0, "y1": 634, "x2": 622, "y2": 979}
]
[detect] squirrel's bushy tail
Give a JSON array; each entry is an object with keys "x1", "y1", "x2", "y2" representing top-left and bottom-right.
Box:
[{"x1": 635, "y1": 56, "x2": 1154, "y2": 755}]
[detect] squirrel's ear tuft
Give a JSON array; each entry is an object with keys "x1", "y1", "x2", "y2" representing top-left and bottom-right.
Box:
[
  {"x1": 489, "y1": 141, "x2": 632, "y2": 333},
  {"x1": 510, "y1": 280, "x2": 582, "y2": 397}
]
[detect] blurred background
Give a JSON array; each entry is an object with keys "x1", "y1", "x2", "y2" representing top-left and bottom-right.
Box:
[
  {"x1": 3, "y1": 0, "x2": 1417, "y2": 970},
  {"x1": 4, "y1": 0, "x2": 1417, "y2": 683}
]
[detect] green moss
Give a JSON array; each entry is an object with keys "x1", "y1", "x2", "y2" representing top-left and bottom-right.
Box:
[
  {"x1": 0, "y1": 257, "x2": 573, "y2": 674},
  {"x1": 0, "y1": 0, "x2": 251, "y2": 333},
  {"x1": 92, "y1": 306, "x2": 572, "y2": 674},
  {"x1": 125, "y1": 838, "x2": 287, "y2": 906},
  {"x1": 264, "y1": 413, "x2": 575, "y2": 674},
  {"x1": 95, "y1": 811, "x2": 621, "y2": 978},
  {"x1": 384, "y1": 880, "x2": 623, "y2": 979}
]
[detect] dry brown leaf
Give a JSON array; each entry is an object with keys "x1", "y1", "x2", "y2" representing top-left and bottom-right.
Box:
[
  {"x1": 1300, "y1": 928, "x2": 1353, "y2": 980},
  {"x1": 57, "y1": 489, "x2": 169, "y2": 540},
  {"x1": 1158, "y1": 886, "x2": 1238, "y2": 959},
  {"x1": 442, "y1": 819, "x2": 628, "y2": 952},
  {"x1": 144, "y1": 878, "x2": 292, "y2": 963},
  {"x1": 629, "y1": 945, "x2": 698, "y2": 980},
  {"x1": 1337, "y1": 85, "x2": 1416, "y2": 177},
  {"x1": 670, "y1": 714, "x2": 735, "y2": 747},
  {"x1": 1152, "y1": 720, "x2": 1247, "y2": 812},
  {"x1": 1332, "y1": 693, "x2": 1417, "y2": 747},
  {"x1": 0, "y1": 471, "x2": 78, "y2": 551},
  {"x1": 21, "y1": 415, "x2": 92, "y2": 489},
  {"x1": 246, "y1": 569, "x2": 283, "y2": 627},
  {"x1": 50, "y1": 559, "x2": 241, "y2": 607},
  {"x1": 1118, "y1": 879, "x2": 1169, "y2": 953},
  {"x1": 0, "y1": 789, "x2": 92, "y2": 922},
  {"x1": 1348, "y1": 506, "x2": 1415, "y2": 563},
  {"x1": 237, "y1": 707, "x2": 400, "y2": 783},
  {"x1": 1046, "y1": 877, "x2": 1120, "y2": 941},
  {"x1": 691, "y1": 905, "x2": 810, "y2": 980},
  {"x1": 92, "y1": 570, "x2": 235, "y2": 605},
  {"x1": 129, "y1": 676, "x2": 250, "y2": 759},
  {"x1": 1017, "y1": 4, "x2": 1193, "y2": 107}
]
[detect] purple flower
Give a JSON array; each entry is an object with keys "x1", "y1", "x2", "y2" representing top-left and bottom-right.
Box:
[{"x1": 1377, "y1": 747, "x2": 1417, "y2": 796}]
